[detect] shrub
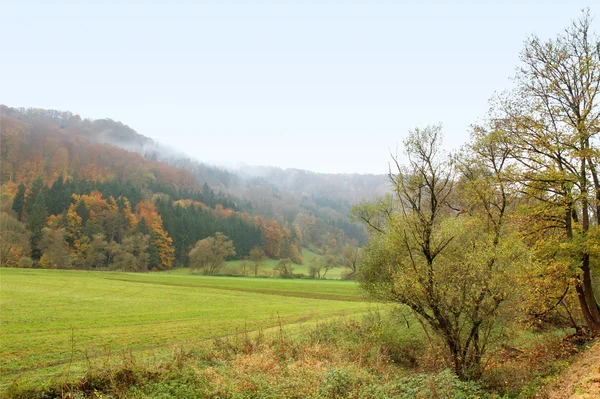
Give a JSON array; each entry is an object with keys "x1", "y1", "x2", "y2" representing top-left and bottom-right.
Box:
[
  {"x1": 18, "y1": 257, "x2": 33, "y2": 268},
  {"x1": 481, "y1": 334, "x2": 576, "y2": 397},
  {"x1": 320, "y1": 369, "x2": 354, "y2": 398},
  {"x1": 393, "y1": 369, "x2": 494, "y2": 399}
]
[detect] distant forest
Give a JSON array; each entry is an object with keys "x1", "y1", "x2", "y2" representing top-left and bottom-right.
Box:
[{"x1": 0, "y1": 105, "x2": 376, "y2": 273}]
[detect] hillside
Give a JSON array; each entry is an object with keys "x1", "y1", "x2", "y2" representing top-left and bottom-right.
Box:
[
  {"x1": 539, "y1": 341, "x2": 600, "y2": 399},
  {"x1": 0, "y1": 105, "x2": 381, "y2": 275}
]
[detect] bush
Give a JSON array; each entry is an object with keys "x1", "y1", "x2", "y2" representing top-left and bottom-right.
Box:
[
  {"x1": 393, "y1": 369, "x2": 494, "y2": 399},
  {"x1": 481, "y1": 335, "x2": 576, "y2": 397},
  {"x1": 341, "y1": 269, "x2": 357, "y2": 280},
  {"x1": 18, "y1": 257, "x2": 33, "y2": 268},
  {"x1": 320, "y1": 369, "x2": 354, "y2": 398},
  {"x1": 274, "y1": 258, "x2": 294, "y2": 278}
]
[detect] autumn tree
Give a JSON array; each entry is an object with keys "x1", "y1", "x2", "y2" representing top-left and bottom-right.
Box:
[
  {"x1": 262, "y1": 220, "x2": 283, "y2": 258},
  {"x1": 148, "y1": 228, "x2": 175, "y2": 271},
  {"x1": 321, "y1": 254, "x2": 338, "y2": 278},
  {"x1": 239, "y1": 259, "x2": 250, "y2": 276},
  {"x1": 0, "y1": 212, "x2": 30, "y2": 267},
  {"x1": 321, "y1": 234, "x2": 341, "y2": 278},
  {"x1": 308, "y1": 256, "x2": 323, "y2": 279},
  {"x1": 107, "y1": 233, "x2": 150, "y2": 272},
  {"x1": 274, "y1": 258, "x2": 294, "y2": 278},
  {"x1": 137, "y1": 201, "x2": 174, "y2": 270},
  {"x1": 355, "y1": 126, "x2": 523, "y2": 379},
  {"x1": 122, "y1": 233, "x2": 150, "y2": 272},
  {"x1": 342, "y1": 239, "x2": 360, "y2": 279},
  {"x1": 494, "y1": 10, "x2": 600, "y2": 334},
  {"x1": 249, "y1": 246, "x2": 266, "y2": 277},
  {"x1": 188, "y1": 232, "x2": 236, "y2": 275},
  {"x1": 39, "y1": 227, "x2": 71, "y2": 269},
  {"x1": 294, "y1": 214, "x2": 318, "y2": 245},
  {"x1": 280, "y1": 226, "x2": 304, "y2": 264},
  {"x1": 85, "y1": 233, "x2": 108, "y2": 269},
  {"x1": 0, "y1": 185, "x2": 16, "y2": 214}
]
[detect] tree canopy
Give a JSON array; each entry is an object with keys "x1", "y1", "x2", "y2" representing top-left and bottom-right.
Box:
[{"x1": 188, "y1": 233, "x2": 236, "y2": 275}]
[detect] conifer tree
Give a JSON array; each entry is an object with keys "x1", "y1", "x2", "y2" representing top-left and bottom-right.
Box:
[{"x1": 12, "y1": 183, "x2": 26, "y2": 222}]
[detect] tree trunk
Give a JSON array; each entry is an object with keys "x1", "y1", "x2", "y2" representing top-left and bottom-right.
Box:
[
  {"x1": 575, "y1": 278, "x2": 600, "y2": 335},
  {"x1": 446, "y1": 336, "x2": 465, "y2": 380},
  {"x1": 579, "y1": 155, "x2": 600, "y2": 334},
  {"x1": 582, "y1": 257, "x2": 600, "y2": 333}
]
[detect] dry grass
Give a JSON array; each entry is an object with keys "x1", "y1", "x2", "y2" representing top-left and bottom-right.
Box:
[
  {"x1": 537, "y1": 340, "x2": 600, "y2": 399},
  {"x1": 4, "y1": 313, "x2": 495, "y2": 399}
]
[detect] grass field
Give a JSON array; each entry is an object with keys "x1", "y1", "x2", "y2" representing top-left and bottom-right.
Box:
[{"x1": 0, "y1": 268, "x2": 371, "y2": 391}]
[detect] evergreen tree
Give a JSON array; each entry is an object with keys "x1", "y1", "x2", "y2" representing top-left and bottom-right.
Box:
[
  {"x1": 148, "y1": 231, "x2": 161, "y2": 270},
  {"x1": 12, "y1": 183, "x2": 26, "y2": 221},
  {"x1": 25, "y1": 177, "x2": 47, "y2": 260},
  {"x1": 45, "y1": 178, "x2": 73, "y2": 216},
  {"x1": 27, "y1": 201, "x2": 47, "y2": 260},
  {"x1": 137, "y1": 217, "x2": 150, "y2": 235},
  {"x1": 74, "y1": 200, "x2": 90, "y2": 226}
]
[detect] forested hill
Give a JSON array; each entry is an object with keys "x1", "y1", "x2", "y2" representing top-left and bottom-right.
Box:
[{"x1": 0, "y1": 105, "x2": 379, "y2": 272}]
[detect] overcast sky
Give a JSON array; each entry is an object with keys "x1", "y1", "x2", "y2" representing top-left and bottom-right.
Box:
[{"x1": 1, "y1": 0, "x2": 595, "y2": 174}]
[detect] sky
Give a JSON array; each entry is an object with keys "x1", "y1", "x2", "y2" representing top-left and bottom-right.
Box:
[{"x1": 1, "y1": 0, "x2": 595, "y2": 174}]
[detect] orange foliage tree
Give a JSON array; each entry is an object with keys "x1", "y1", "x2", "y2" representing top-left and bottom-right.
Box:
[{"x1": 136, "y1": 201, "x2": 174, "y2": 270}]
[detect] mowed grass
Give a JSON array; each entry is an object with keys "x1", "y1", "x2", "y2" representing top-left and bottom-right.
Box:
[{"x1": 0, "y1": 268, "x2": 371, "y2": 391}]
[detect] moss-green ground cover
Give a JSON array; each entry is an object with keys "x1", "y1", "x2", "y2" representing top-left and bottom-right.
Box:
[{"x1": 0, "y1": 268, "x2": 371, "y2": 391}]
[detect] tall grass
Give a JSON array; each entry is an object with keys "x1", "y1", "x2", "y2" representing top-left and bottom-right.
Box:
[{"x1": 6, "y1": 311, "x2": 499, "y2": 399}]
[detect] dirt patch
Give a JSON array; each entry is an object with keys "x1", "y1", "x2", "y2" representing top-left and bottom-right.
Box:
[{"x1": 537, "y1": 341, "x2": 600, "y2": 399}]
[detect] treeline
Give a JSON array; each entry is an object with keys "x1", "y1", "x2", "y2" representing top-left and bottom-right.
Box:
[
  {"x1": 0, "y1": 105, "x2": 369, "y2": 268},
  {"x1": 0, "y1": 176, "x2": 309, "y2": 270},
  {"x1": 0, "y1": 108, "x2": 362, "y2": 272},
  {"x1": 2, "y1": 179, "x2": 173, "y2": 271}
]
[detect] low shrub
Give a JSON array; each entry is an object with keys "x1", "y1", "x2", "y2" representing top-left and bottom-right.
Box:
[{"x1": 18, "y1": 257, "x2": 33, "y2": 268}]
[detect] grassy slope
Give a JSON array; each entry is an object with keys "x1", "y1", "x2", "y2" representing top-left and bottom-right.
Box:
[{"x1": 0, "y1": 268, "x2": 371, "y2": 390}]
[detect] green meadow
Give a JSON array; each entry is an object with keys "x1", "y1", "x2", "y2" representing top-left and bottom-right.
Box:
[{"x1": 0, "y1": 268, "x2": 371, "y2": 391}]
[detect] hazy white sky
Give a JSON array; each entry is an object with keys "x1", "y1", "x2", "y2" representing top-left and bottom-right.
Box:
[{"x1": 1, "y1": 0, "x2": 595, "y2": 173}]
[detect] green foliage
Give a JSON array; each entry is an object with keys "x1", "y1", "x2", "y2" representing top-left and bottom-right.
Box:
[
  {"x1": 39, "y1": 227, "x2": 71, "y2": 268},
  {"x1": 490, "y1": 9, "x2": 600, "y2": 333},
  {"x1": 11, "y1": 183, "x2": 25, "y2": 221},
  {"x1": 1, "y1": 105, "x2": 365, "y2": 274},
  {"x1": 0, "y1": 212, "x2": 30, "y2": 267},
  {"x1": 109, "y1": 234, "x2": 150, "y2": 272},
  {"x1": 137, "y1": 217, "x2": 149, "y2": 235},
  {"x1": 157, "y1": 199, "x2": 263, "y2": 264},
  {"x1": 356, "y1": 125, "x2": 525, "y2": 379},
  {"x1": 74, "y1": 199, "x2": 90, "y2": 226},
  {"x1": 24, "y1": 178, "x2": 48, "y2": 260},
  {"x1": 188, "y1": 232, "x2": 236, "y2": 275},
  {"x1": 273, "y1": 258, "x2": 294, "y2": 278},
  {"x1": 248, "y1": 246, "x2": 266, "y2": 276},
  {"x1": 320, "y1": 369, "x2": 354, "y2": 398},
  {"x1": 18, "y1": 257, "x2": 33, "y2": 268},
  {"x1": 392, "y1": 369, "x2": 493, "y2": 399}
]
